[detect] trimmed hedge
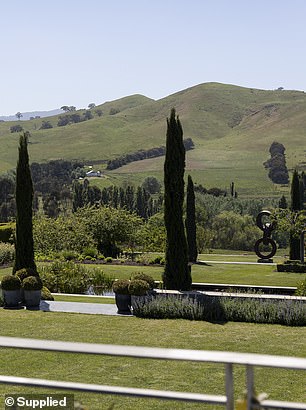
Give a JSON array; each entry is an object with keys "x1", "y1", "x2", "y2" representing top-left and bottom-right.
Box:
[
  {"x1": 277, "y1": 261, "x2": 306, "y2": 273},
  {"x1": 133, "y1": 294, "x2": 306, "y2": 326}
]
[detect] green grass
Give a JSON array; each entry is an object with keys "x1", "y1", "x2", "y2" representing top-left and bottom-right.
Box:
[
  {"x1": 1, "y1": 260, "x2": 304, "y2": 288},
  {"x1": 1, "y1": 83, "x2": 306, "y2": 198},
  {"x1": 53, "y1": 295, "x2": 115, "y2": 304},
  {"x1": 0, "y1": 310, "x2": 305, "y2": 409}
]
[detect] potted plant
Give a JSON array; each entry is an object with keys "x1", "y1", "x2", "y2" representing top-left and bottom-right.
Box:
[
  {"x1": 22, "y1": 276, "x2": 43, "y2": 309},
  {"x1": 1, "y1": 275, "x2": 22, "y2": 309},
  {"x1": 112, "y1": 279, "x2": 131, "y2": 315},
  {"x1": 131, "y1": 272, "x2": 156, "y2": 293},
  {"x1": 128, "y1": 279, "x2": 150, "y2": 310},
  {"x1": 16, "y1": 268, "x2": 33, "y2": 305}
]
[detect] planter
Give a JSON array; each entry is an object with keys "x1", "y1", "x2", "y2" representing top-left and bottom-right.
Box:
[
  {"x1": 115, "y1": 293, "x2": 132, "y2": 315},
  {"x1": 3, "y1": 289, "x2": 22, "y2": 309},
  {"x1": 24, "y1": 289, "x2": 41, "y2": 310}
]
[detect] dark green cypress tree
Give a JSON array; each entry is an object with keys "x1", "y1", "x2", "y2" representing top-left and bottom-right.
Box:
[
  {"x1": 163, "y1": 108, "x2": 191, "y2": 290},
  {"x1": 290, "y1": 169, "x2": 303, "y2": 260},
  {"x1": 278, "y1": 195, "x2": 288, "y2": 209},
  {"x1": 185, "y1": 175, "x2": 198, "y2": 263},
  {"x1": 13, "y1": 132, "x2": 37, "y2": 274}
]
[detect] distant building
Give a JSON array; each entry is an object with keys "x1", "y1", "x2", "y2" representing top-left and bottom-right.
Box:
[{"x1": 85, "y1": 170, "x2": 102, "y2": 177}]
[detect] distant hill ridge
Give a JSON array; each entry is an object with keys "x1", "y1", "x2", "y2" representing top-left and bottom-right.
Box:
[
  {"x1": 0, "y1": 82, "x2": 305, "y2": 198},
  {"x1": 0, "y1": 109, "x2": 63, "y2": 121}
]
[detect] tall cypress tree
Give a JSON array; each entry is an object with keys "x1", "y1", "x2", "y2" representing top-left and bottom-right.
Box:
[
  {"x1": 186, "y1": 175, "x2": 198, "y2": 263},
  {"x1": 163, "y1": 108, "x2": 191, "y2": 290},
  {"x1": 13, "y1": 132, "x2": 37, "y2": 274},
  {"x1": 290, "y1": 169, "x2": 303, "y2": 260}
]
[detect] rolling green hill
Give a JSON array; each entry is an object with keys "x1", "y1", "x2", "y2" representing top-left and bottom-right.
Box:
[{"x1": 1, "y1": 82, "x2": 305, "y2": 198}]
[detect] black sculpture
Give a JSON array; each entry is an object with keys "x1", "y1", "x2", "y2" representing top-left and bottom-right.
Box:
[{"x1": 254, "y1": 210, "x2": 277, "y2": 260}]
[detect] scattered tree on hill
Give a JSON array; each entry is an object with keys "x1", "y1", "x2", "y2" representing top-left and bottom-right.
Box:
[
  {"x1": 40, "y1": 120, "x2": 53, "y2": 130},
  {"x1": 163, "y1": 108, "x2": 191, "y2": 290},
  {"x1": 88, "y1": 103, "x2": 96, "y2": 109},
  {"x1": 60, "y1": 106, "x2": 76, "y2": 113},
  {"x1": 13, "y1": 132, "x2": 37, "y2": 274},
  {"x1": 15, "y1": 112, "x2": 23, "y2": 120},
  {"x1": 95, "y1": 109, "x2": 103, "y2": 117},
  {"x1": 109, "y1": 107, "x2": 120, "y2": 115},
  {"x1": 185, "y1": 175, "x2": 198, "y2": 262},
  {"x1": 264, "y1": 141, "x2": 289, "y2": 184},
  {"x1": 83, "y1": 110, "x2": 93, "y2": 121},
  {"x1": 10, "y1": 124, "x2": 23, "y2": 133}
]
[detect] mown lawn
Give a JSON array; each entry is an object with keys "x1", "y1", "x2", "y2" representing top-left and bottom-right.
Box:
[
  {"x1": 80, "y1": 262, "x2": 303, "y2": 288},
  {"x1": 1, "y1": 260, "x2": 304, "y2": 288},
  {"x1": 0, "y1": 310, "x2": 305, "y2": 410}
]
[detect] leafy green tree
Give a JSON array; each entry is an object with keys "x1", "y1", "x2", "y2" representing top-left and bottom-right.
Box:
[
  {"x1": 163, "y1": 108, "x2": 191, "y2": 290},
  {"x1": 40, "y1": 120, "x2": 53, "y2": 130},
  {"x1": 211, "y1": 211, "x2": 259, "y2": 250},
  {"x1": 10, "y1": 124, "x2": 23, "y2": 133},
  {"x1": 142, "y1": 176, "x2": 161, "y2": 194},
  {"x1": 88, "y1": 103, "x2": 96, "y2": 109},
  {"x1": 76, "y1": 206, "x2": 143, "y2": 257},
  {"x1": 95, "y1": 109, "x2": 103, "y2": 117},
  {"x1": 13, "y1": 132, "x2": 37, "y2": 274},
  {"x1": 33, "y1": 215, "x2": 94, "y2": 254},
  {"x1": 185, "y1": 175, "x2": 198, "y2": 262},
  {"x1": 83, "y1": 110, "x2": 93, "y2": 121}
]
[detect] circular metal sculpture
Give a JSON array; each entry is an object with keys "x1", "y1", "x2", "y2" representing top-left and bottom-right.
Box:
[{"x1": 254, "y1": 210, "x2": 277, "y2": 260}]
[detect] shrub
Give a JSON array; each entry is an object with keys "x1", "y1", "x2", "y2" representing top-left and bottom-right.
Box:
[
  {"x1": 131, "y1": 272, "x2": 155, "y2": 290},
  {"x1": 133, "y1": 294, "x2": 306, "y2": 326},
  {"x1": 277, "y1": 262, "x2": 306, "y2": 273},
  {"x1": 61, "y1": 250, "x2": 80, "y2": 261},
  {"x1": 1, "y1": 275, "x2": 21, "y2": 290},
  {"x1": 296, "y1": 278, "x2": 306, "y2": 296},
  {"x1": 39, "y1": 261, "x2": 91, "y2": 294},
  {"x1": 15, "y1": 268, "x2": 31, "y2": 283},
  {"x1": 128, "y1": 279, "x2": 149, "y2": 296},
  {"x1": 0, "y1": 243, "x2": 15, "y2": 265},
  {"x1": 113, "y1": 279, "x2": 130, "y2": 295},
  {"x1": 89, "y1": 268, "x2": 113, "y2": 294},
  {"x1": 22, "y1": 276, "x2": 43, "y2": 291},
  {"x1": 0, "y1": 222, "x2": 15, "y2": 243},
  {"x1": 105, "y1": 257, "x2": 113, "y2": 263},
  {"x1": 149, "y1": 256, "x2": 165, "y2": 265},
  {"x1": 82, "y1": 247, "x2": 99, "y2": 259},
  {"x1": 41, "y1": 286, "x2": 54, "y2": 300},
  {"x1": 133, "y1": 295, "x2": 204, "y2": 320}
]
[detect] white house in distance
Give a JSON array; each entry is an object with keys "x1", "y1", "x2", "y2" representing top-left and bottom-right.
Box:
[{"x1": 85, "y1": 169, "x2": 102, "y2": 177}]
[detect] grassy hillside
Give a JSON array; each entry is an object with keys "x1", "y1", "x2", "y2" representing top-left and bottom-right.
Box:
[{"x1": 1, "y1": 83, "x2": 305, "y2": 198}]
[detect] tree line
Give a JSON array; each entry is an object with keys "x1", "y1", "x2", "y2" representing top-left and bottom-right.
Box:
[
  {"x1": 106, "y1": 138, "x2": 195, "y2": 170},
  {"x1": 72, "y1": 179, "x2": 163, "y2": 220}
]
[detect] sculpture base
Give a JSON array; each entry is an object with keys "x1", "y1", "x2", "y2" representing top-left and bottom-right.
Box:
[{"x1": 257, "y1": 258, "x2": 273, "y2": 263}]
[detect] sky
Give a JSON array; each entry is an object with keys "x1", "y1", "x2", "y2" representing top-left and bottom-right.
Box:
[{"x1": 1, "y1": 0, "x2": 306, "y2": 115}]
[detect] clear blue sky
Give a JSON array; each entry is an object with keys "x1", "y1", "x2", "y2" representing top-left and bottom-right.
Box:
[{"x1": 1, "y1": 0, "x2": 306, "y2": 115}]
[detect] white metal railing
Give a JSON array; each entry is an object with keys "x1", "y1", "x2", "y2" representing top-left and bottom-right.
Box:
[{"x1": 0, "y1": 336, "x2": 305, "y2": 410}]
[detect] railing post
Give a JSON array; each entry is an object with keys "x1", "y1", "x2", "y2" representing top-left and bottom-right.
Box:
[
  {"x1": 246, "y1": 365, "x2": 254, "y2": 410},
  {"x1": 225, "y1": 363, "x2": 234, "y2": 410}
]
